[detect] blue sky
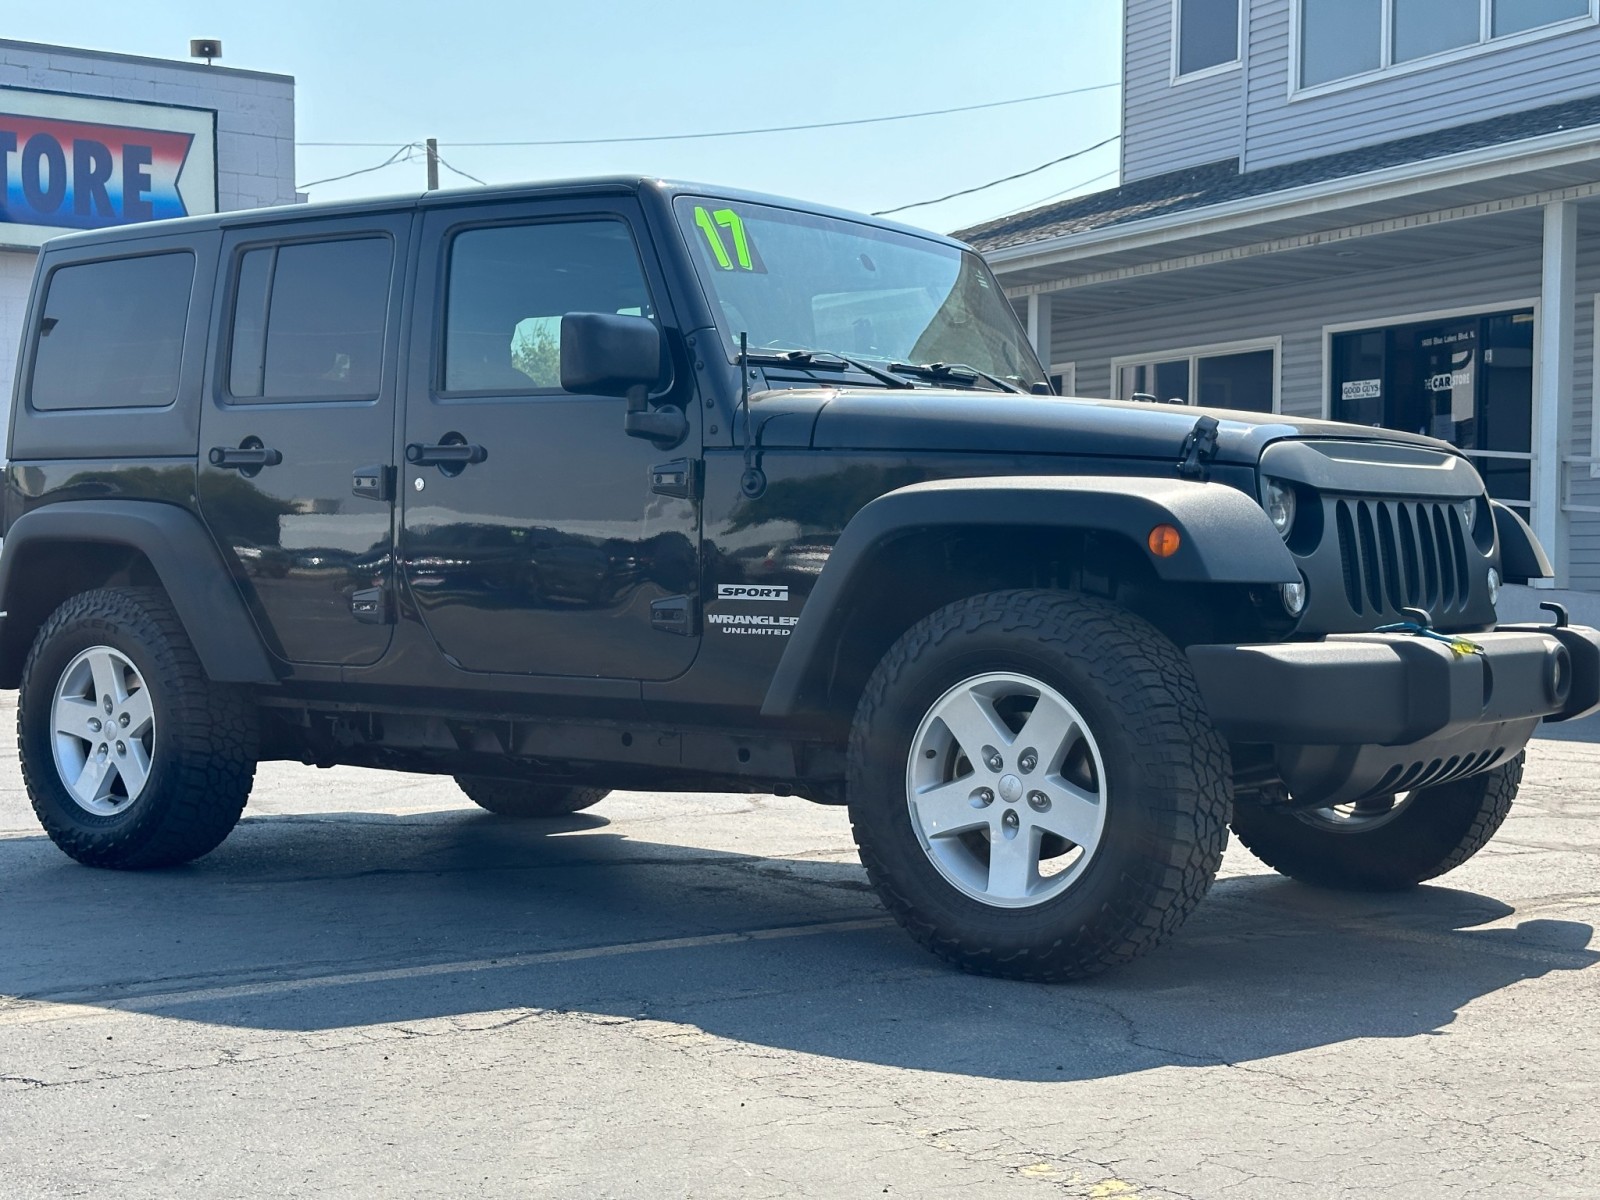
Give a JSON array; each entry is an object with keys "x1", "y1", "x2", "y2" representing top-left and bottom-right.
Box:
[{"x1": 4, "y1": 1, "x2": 1124, "y2": 234}]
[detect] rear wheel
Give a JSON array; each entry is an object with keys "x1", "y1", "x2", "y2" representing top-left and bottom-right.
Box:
[
  {"x1": 847, "y1": 589, "x2": 1231, "y2": 982},
  {"x1": 455, "y1": 776, "x2": 608, "y2": 818},
  {"x1": 1231, "y1": 755, "x2": 1522, "y2": 891},
  {"x1": 19, "y1": 587, "x2": 257, "y2": 869}
]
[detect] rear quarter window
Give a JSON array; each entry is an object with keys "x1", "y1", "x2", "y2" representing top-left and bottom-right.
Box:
[{"x1": 29, "y1": 252, "x2": 195, "y2": 411}]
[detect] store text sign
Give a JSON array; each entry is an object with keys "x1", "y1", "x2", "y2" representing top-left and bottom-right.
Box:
[{"x1": 1, "y1": 87, "x2": 216, "y2": 249}]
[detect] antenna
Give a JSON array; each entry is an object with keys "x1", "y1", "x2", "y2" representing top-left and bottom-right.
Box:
[{"x1": 738, "y1": 332, "x2": 766, "y2": 499}]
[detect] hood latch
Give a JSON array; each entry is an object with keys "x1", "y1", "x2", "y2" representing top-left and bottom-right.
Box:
[{"x1": 1177, "y1": 415, "x2": 1220, "y2": 480}]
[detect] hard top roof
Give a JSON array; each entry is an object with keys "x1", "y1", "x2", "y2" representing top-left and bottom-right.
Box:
[{"x1": 37, "y1": 176, "x2": 965, "y2": 253}]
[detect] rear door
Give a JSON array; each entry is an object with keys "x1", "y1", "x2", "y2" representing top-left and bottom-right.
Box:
[
  {"x1": 398, "y1": 196, "x2": 701, "y2": 681},
  {"x1": 198, "y1": 213, "x2": 410, "y2": 666}
]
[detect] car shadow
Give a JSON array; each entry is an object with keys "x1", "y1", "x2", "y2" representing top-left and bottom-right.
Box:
[{"x1": 2, "y1": 807, "x2": 1594, "y2": 1084}]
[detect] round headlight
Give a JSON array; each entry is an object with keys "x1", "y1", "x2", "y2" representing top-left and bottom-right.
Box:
[{"x1": 1261, "y1": 478, "x2": 1297, "y2": 538}]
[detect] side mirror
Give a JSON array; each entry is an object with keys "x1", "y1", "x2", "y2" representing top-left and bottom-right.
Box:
[{"x1": 559, "y1": 312, "x2": 687, "y2": 448}]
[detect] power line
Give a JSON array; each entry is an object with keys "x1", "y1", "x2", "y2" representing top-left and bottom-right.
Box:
[
  {"x1": 297, "y1": 144, "x2": 418, "y2": 191},
  {"x1": 871, "y1": 135, "x2": 1121, "y2": 217},
  {"x1": 294, "y1": 83, "x2": 1119, "y2": 148},
  {"x1": 434, "y1": 152, "x2": 486, "y2": 187},
  {"x1": 983, "y1": 167, "x2": 1120, "y2": 222}
]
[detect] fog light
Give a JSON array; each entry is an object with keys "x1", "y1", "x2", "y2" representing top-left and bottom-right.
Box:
[
  {"x1": 1281, "y1": 578, "x2": 1307, "y2": 617},
  {"x1": 1486, "y1": 567, "x2": 1501, "y2": 607}
]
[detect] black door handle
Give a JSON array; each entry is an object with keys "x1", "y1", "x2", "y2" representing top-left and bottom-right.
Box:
[
  {"x1": 405, "y1": 441, "x2": 487, "y2": 467},
  {"x1": 208, "y1": 440, "x2": 282, "y2": 475}
]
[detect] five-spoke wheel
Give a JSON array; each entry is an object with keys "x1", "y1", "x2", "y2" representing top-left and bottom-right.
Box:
[
  {"x1": 906, "y1": 672, "x2": 1106, "y2": 908},
  {"x1": 848, "y1": 589, "x2": 1231, "y2": 982},
  {"x1": 50, "y1": 646, "x2": 156, "y2": 816},
  {"x1": 20, "y1": 587, "x2": 256, "y2": 869}
]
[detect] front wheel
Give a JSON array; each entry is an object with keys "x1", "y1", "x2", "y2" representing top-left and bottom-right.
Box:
[
  {"x1": 1231, "y1": 754, "x2": 1523, "y2": 891},
  {"x1": 847, "y1": 590, "x2": 1232, "y2": 982}
]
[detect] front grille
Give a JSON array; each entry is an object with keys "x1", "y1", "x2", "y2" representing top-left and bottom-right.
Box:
[{"x1": 1333, "y1": 498, "x2": 1472, "y2": 618}]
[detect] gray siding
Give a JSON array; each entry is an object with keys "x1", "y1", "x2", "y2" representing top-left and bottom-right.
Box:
[
  {"x1": 1047, "y1": 241, "x2": 1600, "y2": 590},
  {"x1": 1122, "y1": 0, "x2": 1244, "y2": 183},
  {"x1": 1243, "y1": 0, "x2": 1600, "y2": 171}
]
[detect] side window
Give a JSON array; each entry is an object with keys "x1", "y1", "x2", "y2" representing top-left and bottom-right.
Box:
[
  {"x1": 228, "y1": 236, "x2": 393, "y2": 401},
  {"x1": 443, "y1": 219, "x2": 654, "y2": 394},
  {"x1": 30, "y1": 252, "x2": 195, "y2": 411}
]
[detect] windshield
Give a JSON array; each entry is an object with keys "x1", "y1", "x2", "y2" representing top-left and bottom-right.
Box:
[{"x1": 674, "y1": 197, "x2": 1045, "y2": 389}]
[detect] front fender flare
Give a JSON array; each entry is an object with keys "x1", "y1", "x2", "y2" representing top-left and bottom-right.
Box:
[
  {"x1": 0, "y1": 500, "x2": 278, "y2": 687},
  {"x1": 759, "y1": 475, "x2": 1297, "y2": 718}
]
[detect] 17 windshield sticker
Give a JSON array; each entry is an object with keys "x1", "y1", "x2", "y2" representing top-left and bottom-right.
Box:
[{"x1": 693, "y1": 206, "x2": 763, "y2": 272}]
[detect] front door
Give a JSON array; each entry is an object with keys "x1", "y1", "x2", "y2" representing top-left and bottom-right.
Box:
[
  {"x1": 198, "y1": 213, "x2": 410, "y2": 667},
  {"x1": 398, "y1": 198, "x2": 701, "y2": 681}
]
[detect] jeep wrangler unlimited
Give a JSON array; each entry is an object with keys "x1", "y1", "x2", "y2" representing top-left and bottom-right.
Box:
[{"x1": 3, "y1": 178, "x2": 1596, "y2": 981}]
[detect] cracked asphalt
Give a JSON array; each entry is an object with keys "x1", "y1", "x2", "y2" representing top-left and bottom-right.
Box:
[{"x1": 1, "y1": 691, "x2": 1597, "y2": 1199}]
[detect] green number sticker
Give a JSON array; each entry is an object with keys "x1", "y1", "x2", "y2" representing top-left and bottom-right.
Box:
[{"x1": 694, "y1": 205, "x2": 753, "y2": 270}]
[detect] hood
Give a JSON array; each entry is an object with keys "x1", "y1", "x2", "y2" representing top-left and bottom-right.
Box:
[{"x1": 748, "y1": 388, "x2": 1455, "y2": 467}]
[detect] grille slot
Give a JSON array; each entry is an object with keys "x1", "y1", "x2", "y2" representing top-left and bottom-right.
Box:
[{"x1": 1333, "y1": 498, "x2": 1472, "y2": 619}]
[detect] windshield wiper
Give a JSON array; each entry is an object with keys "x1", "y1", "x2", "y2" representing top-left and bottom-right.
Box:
[
  {"x1": 887, "y1": 361, "x2": 1026, "y2": 394},
  {"x1": 746, "y1": 348, "x2": 915, "y2": 389}
]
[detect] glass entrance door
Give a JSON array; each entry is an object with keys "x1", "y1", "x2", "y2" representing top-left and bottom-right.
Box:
[{"x1": 1331, "y1": 308, "x2": 1534, "y2": 513}]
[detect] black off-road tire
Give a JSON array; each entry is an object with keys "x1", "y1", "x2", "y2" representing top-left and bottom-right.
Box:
[
  {"x1": 847, "y1": 589, "x2": 1232, "y2": 983},
  {"x1": 19, "y1": 587, "x2": 258, "y2": 869},
  {"x1": 455, "y1": 776, "x2": 608, "y2": 818},
  {"x1": 1231, "y1": 754, "x2": 1523, "y2": 891}
]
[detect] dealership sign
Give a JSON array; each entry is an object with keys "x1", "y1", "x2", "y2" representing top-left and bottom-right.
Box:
[{"x1": 1, "y1": 87, "x2": 216, "y2": 249}]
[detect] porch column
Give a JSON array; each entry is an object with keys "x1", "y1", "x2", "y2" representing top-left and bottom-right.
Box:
[
  {"x1": 1535, "y1": 201, "x2": 1576, "y2": 587},
  {"x1": 1026, "y1": 292, "x2": 1054, "y2": 372}
]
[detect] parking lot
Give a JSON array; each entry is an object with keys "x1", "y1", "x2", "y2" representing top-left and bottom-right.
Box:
[{"x1": 2, "y1": 693, "x2": 1597, "y2": 1199}]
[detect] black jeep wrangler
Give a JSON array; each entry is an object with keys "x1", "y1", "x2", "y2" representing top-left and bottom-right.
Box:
[{"x1": 3, "y1": 178, "x2": 1596, "y2": 981}]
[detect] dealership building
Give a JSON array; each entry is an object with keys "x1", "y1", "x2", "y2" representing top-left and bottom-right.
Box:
[
  {"x1": 1, "y1": 39, "x2": 297, "y2": 416},
  {"x1": 965, "y1": 0, "x2": 1600, "y2": 604}
]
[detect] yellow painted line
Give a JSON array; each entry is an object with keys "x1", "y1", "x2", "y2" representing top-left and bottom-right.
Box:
[{"x1": 0, "y1": 916, "x2": 894, "y2": 1028}]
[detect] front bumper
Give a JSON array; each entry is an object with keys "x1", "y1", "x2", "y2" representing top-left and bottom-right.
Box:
[{"x1": 1188, "y1": 622, "x2": 1600, "y2": 806}]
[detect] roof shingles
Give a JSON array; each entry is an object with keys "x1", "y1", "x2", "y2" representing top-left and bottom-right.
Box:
[{"x1": 957, "y1": 93, "x2": 1600, "y2": 253}]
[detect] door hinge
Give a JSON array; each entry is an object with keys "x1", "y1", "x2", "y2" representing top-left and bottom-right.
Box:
[
  {"x1": 352, "y1": 464, "x2": 396, "y2": 502},
  {"x1": 650, "y1": 458, "x2": 700, "y2": 499},
  {"x1": 350, "y1": 587, "x2": 394, "y2": 625},
  {"x1": 650, "y1": 595, "x2": 696, "y2": 636}
]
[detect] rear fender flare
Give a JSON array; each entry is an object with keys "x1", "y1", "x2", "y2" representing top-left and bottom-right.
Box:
[
  {"x1": 759, "y1": 475, "x2": 1297, "y2": 718},
  {"x1": 0, "y1": 501, "x2": 278, "y2": 687}
]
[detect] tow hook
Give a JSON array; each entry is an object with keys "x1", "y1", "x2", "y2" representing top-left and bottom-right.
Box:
[{"x1": 1375, "y1": 607, "x2": 1485, "y2": 658}]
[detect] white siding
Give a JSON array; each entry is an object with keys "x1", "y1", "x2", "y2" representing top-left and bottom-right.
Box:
[
  {"x1": 0, "y1": 253, "x2": 31, "y2": 429},
  {"x1": 1243, "y1": 0, "x2": 1600, "y2": 171},
  {"x1": 1122, "y1": 0, "x2": 1244, "y2": 182},
  {"x1": 1047, "y1": 237, "x2": 1600, "y2": 589}
]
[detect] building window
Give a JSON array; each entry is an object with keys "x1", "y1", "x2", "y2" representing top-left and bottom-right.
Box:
[
  {"x1": 1049, "y1": 362, "x2": 1076, "y2": 396},
  {"x1": 1113, "y1": 340, "x2": 1278, "y2": 411},
  {"x1": 1300, "y1": 0, "x2": 1591, "y2": 88},
  {"x1": 1175, "y1": 0, "x2": 1241, "y2": 77},
  {"x1": 1329, "y1": 308, "x2": 1534, "y2": 509}
]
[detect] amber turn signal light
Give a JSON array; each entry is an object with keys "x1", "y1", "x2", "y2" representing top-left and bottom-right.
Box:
[{"x1": 1147, "y1": 524, "x2": 1182, "y2": 558}]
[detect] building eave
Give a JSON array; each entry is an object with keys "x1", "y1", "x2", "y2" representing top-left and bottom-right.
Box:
[{"x1": 983, "y1": 122, "x2": 1600, "y2": 275}]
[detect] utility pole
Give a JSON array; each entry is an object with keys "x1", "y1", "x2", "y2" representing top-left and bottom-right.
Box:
[{"x1": 425, "y1": 138, "x2": 439, "y2": 191}]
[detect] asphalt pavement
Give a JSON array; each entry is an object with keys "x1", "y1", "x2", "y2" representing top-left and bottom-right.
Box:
[{"x1": 2, "y1": 693, "x2": 1597, "y2": 1199}]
